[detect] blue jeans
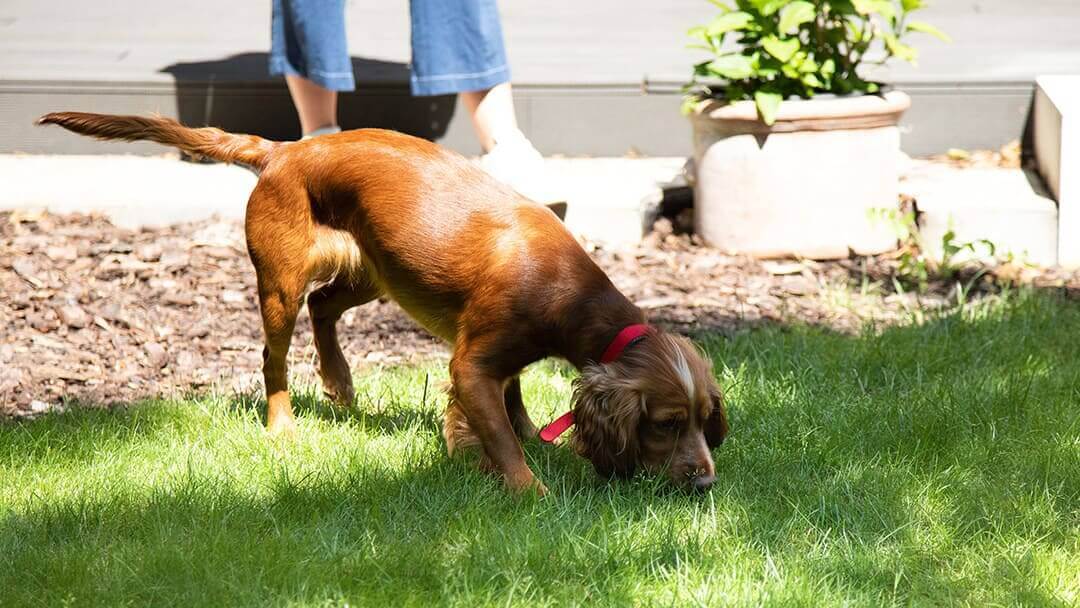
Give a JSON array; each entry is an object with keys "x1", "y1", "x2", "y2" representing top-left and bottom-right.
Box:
[{"x1": 270, "y1": 0, "x2": 511, "y2": 96}]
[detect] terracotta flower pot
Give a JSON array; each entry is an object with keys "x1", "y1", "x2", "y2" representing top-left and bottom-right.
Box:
[{"x1": 690, "y1": 91, "x2": 911, "y2": 259}]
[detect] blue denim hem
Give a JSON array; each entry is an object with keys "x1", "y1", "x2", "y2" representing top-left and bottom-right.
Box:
[
  {"x1": 269, "y1": 55, "x2": 356, "y2": 92},
  {"x1": 410, "y1": 64, "x2": 511, "y2": 96}
]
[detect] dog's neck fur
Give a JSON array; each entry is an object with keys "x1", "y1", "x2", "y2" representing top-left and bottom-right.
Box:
[{"x1": 557, "y1": 284, "x2": 646, "y2": 370}]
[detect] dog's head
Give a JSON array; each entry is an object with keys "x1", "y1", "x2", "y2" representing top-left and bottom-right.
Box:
[{"x1": 570, "y1": 331, "x2": 728, "y2": 491}]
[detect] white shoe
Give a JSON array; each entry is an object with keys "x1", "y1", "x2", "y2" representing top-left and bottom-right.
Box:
[
  {"x1": 480, "y1": 131, "x2": 564, "y2": 205},
  {"x1": 302, "y1": 125, "x2": 342, "y2": 140}
]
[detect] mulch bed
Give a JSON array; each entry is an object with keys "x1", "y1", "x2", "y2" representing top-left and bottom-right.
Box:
[{"x1": 2, "y1": 209, "x2": 1078, "y2": 419}]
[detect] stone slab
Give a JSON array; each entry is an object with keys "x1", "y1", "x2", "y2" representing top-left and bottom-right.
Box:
[
  {"x1": 0, "y1": 154, "x2": 685, "y2": 247},
  {"x1": 1034, "y1": 75, "x2": 1080, "y2": 267},
  {"x1": 0, "y1": 154, "x2": 255, "y2": 229},
  {"x1": 901, "y1": 162, "x2": 1059, "y2": 266},
  {"x1": 546, "y1": 157, "x2": 687, "y2": 248}
]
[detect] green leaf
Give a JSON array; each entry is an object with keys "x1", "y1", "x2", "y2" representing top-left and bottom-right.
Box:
[
  {"x1": 878, "y1": 1, "x2": 897, "y2": 21},
  {"x1": 830, "y1": 0, "x2": 858, "y2": 15},
  {"x1": 706, "y1": 54, "x2": 755, "y2": 80},
  {"x1": 906, "y1": 20, "x2": 952, "y2": 42},
  {"x1": 754, "y1": 53, "x2": 782, "y2": 77},
  {"x1": 751, "y1": 0, "x2": 790, "y2": 16},
  {"x1": 883, "y1": 33, "x2": 918, "y2": 63},
  {"x1": 706, "y1": 0, "x2": 735, "y2": 10},
  {"x1": 706, "y1": 11, "x2": 754, "y2": 36},
  {"x1": 724, "y1": 83, "x2": 748, "y2": 101},
  {"x1": 844, "y1": 20, "x2": 865, "y2": 44},
  {"x1": 900, "y1": 0, "x2": 924, "y2": 11},
  {"x1": 801, "y1": 73, "x2": 823, "y2": 88},
  {"x1": 754, "y1": 90, "x2": 783, "y2": 125},
  {"x1": 681, "y1": 95, "x2": 702, "y2": 116},
  {"x1": 779, "y1": 1, "x2": 816, "y2": 34},
  {"x1": 762, "y1": 35, "x2": 800, "y2": 63},
  {"x1": 797, "y1": 56, "x2": 819, "y2": 73},
  {"x1": 852, "y1": 0, "x2": 895, "y2": 20},
  {"x1": 820, "y1": 58, "x2": 836, "y2": 79}
]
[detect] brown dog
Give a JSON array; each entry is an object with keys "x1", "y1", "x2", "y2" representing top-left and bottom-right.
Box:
[{"x1": 37, "y1": 112, "x2": 728, "y2": 493}]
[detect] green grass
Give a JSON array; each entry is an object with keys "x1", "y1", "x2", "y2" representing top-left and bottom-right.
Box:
[{"x1": 2, "y1": 292, "x2": 1079, "y2": 607}]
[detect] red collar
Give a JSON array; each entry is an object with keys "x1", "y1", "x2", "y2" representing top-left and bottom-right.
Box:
[
  {"x1": 539, "y1": 324, "x2": 651, "y2": 443},
  {"x1": 599, "y1": 323, "x2": 651, "y2": 364}
]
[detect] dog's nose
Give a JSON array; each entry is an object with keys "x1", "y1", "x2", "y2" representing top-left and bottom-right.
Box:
[{"x1": 690, "y1": 473, "x2": 715, "y2": 492}]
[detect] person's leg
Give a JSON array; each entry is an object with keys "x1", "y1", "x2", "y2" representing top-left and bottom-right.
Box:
[
  {"x1": 270, "y1": 0, "x2": 354, "y2": 137},
  {"x1": 459, "y1": 82, "x2": 519, "y2": 153},
  {"x1": 411, "y1": 0, "x2": 561, "y2": 203},
  {"x1": 409, "y1": 0, "x2": 523, "y2": 151},
  {"x1": 285, "y1": 75, "x2": 338, "y2": 136}
]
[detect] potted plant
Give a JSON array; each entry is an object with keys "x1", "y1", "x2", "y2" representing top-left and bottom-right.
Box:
[{"x1": 684, "y1": 0, "x2": 949, "y2": 258}]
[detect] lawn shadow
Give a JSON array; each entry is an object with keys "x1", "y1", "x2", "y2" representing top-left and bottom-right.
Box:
[
  {"x1": 224, "y1": 371, "x2": 446, "y2": 437},
  {"x1": 0, "y1": 399, "x2": 177, "y2": 469},
  {"x1": 0, "y1": 398, "x2": 659, "y2": 605},
  {"x1": 3, "y1": 292, "x2": 1077, "y2": 605},
  {"x1": 693, "y1": 294, "x2": 1079, "y2": 604}
]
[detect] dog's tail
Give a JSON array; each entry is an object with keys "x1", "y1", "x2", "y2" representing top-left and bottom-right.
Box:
[{"x1": 36, "y1": 112, "x2": 277, "y2": 170}]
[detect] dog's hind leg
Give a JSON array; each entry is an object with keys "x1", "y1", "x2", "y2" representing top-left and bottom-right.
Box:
[
  {"x1": 256, "y1": 273, "x2": 306, "y2": 438},
  {"x1": 308, "y1": 278, "x2": 381, "y2": 407},
  {"x1": 247, "y1": 182, "x2": 313, "y2": 438},
  {"x1": 505, "y1": 377, "x2": 538, "y2": 440}
]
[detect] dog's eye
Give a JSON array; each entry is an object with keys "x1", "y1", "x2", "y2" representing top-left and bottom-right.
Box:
[{"x1": 656, "y1": 418, "x2": 682, "y2": 432}]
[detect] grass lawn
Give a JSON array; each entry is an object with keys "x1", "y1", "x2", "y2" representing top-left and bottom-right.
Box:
[{"x1": 2, "y1": 291, "x2": 1078, "y2": 607}]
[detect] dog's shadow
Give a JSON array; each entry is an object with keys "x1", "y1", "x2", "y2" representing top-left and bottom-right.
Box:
[{"x1": 226, "y1": 379, "x2": 443, "y2": 437}]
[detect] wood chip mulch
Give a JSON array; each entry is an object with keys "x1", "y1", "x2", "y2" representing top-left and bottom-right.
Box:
[{"x1": 3, "y1": 210, "x2": 1078, "y2": 419}]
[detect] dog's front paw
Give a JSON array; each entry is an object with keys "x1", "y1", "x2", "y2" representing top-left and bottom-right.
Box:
[
  {"x1": 266, "y1": 415, "x2": 298, "y2": 439},
  {"x1": 517, "y1": 479, "x2": 548, "y2": 497},
  {"x1": 322, "y1": 383, "x2": 356, "y2": 408},
  {"x1": 505, "y1": 470, "x2": 547, "y2": 496}
]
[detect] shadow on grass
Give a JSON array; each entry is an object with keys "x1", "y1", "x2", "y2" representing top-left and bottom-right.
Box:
[
  {"x1": 227, "y1": 377, "x2": 446, "y2": 438},
  {"x1": 1, "y1": 292, "x2": 1078, "y2": 605},
  {"x1": 693, "y1": 293, "x2": 1079, "y2": 605}
]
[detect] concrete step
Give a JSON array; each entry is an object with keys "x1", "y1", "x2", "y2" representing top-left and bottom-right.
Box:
[
  {"x1": 900, "y1": 161, "x2": 1059, "y2": 266},
  {"x1": 2, "y1": 153, "x2": 1064, "y2": 260},
  {"x1": 0, "y1": 154, "x2": 685, "y2": 247},
  {"x1": 548, "y1": 157, "x2": 687, "y2": 248},
  {"x1": 1033, "y1": 75, "x2": 1080, "y2": 268},
  {"x1": 0, "y1": 154, "x2": 255, "y2": 229}
]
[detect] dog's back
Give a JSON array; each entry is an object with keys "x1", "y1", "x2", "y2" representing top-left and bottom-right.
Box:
[{"x1": 250, "y1": 128, "x2": 593, "y2": 342}]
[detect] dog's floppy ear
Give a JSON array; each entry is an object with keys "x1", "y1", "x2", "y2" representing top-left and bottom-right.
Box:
[
  {"x1": 704, "y1": 390, "x2": 729, "y2": 448},
  {"x1": 570, "y1": 364, "x2": 645, "y2": 479}
]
